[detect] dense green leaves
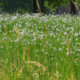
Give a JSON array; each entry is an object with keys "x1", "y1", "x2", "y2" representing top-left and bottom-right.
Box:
[
  {"x1": 0, "y1": 0, "x2": 33, "y2": 13},
  {"x1": 0, "y1": 0, "x2": 79, "y2": 13}
]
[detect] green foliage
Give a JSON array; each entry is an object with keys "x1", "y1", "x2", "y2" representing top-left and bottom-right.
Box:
[
  {"x1": 46, "y1": 0, "x2": 69, "y2": 7},
  {"x1": 0, "y1": 0, "x2": 80, "y2": 13},
  {"x1": 0, "y1": 0, "x2": 33, "y2": 13}
]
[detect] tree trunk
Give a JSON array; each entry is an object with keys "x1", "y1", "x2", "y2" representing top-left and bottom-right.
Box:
[
  {"x1": 33, "y1": 0, "x2": 38, "y2": 13},
  {"x1": 40, "y1": 0, "x2": 44, "y2": 13},
  {"x1": 33, "y1": 0, "x2": 44, "y2": 13},
  {"x1": 70, "y1": 0, "x2": 76, "y2": 14}
]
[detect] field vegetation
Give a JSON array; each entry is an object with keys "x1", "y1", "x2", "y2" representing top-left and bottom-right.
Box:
[{"x1": 0, "y1": 13, "x2": 80, "y2": 80}]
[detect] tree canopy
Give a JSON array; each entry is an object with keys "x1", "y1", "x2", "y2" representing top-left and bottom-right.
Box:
[{"x1": 0, "y1": 0, "x2": 79, "y2": 14}]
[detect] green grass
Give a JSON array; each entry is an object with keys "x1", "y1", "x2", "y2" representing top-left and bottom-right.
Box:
[{"x1": 0, "y1": 13, "x2": 80, "y2": 80}]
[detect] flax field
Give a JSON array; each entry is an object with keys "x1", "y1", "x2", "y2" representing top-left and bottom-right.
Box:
[{"x1": 0, "y1": 13, "x2": 80, "y2": 80}]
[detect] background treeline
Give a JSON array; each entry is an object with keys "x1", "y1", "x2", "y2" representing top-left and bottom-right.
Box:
[
  {"x1": 0, "y1": 0, "x2": 33, "y2": 13},
  {"x1": 0, "y1": 0, "x2": 80, "y2": 14}
]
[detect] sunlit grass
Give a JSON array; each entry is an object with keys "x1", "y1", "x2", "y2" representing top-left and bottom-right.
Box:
[{"x1": 0, "y1": 13, "x2": 80, "y2": 80}]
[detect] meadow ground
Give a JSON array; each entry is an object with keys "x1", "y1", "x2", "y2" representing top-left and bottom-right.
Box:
[{"x1": 0, "y1": 13, "x2": 80, "y2": 80}]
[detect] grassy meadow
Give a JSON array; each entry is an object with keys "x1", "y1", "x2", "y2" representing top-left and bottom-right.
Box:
[{"x1": 0, "y1": 13, "x2": 80, "y2": 80}]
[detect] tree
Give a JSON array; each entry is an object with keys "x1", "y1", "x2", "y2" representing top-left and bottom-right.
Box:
[
  {"x1": 33, "y1": 0, "x2": 38, "y2": 13},
  {"x1": 40, "y1": 0, "x2": 44, "y2": 13},
  {"x1": 33, "y1": 0, "x2": 44, "y2": 13},
  {"x1": 0, "y1": 0, "x2": 33, "y2": 13},
  {"x1": 70, "y1": 0, "x2": 76, "y2": 14}
]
